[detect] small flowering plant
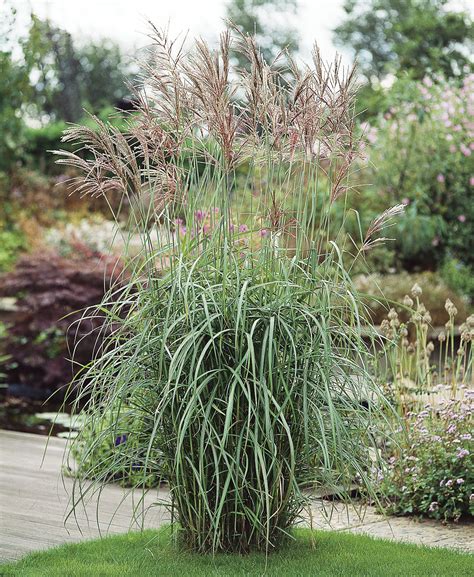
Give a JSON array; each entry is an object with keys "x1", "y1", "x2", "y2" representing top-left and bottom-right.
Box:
[
  {"x1": 378, "y1": 282, "x2": 473, "y2": 412},
  {"x1": 378, "y1": 393, "x2": 473, "y2": 522}
]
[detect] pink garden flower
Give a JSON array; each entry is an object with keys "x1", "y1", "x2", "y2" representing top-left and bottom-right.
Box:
[
  {"x1": 436, "y1": 174, "x2": 445, "y2": 183},
  {"x1": 458, "y1": 214, "x2": 466, "y2": 223}
]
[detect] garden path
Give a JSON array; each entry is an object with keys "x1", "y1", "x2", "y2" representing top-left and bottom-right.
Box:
[{"x1": 0, "y1": 429, "x2": 473, "y2": 561}]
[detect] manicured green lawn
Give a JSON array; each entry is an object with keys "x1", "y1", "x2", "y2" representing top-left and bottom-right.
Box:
[{"x1": 1, "y1": 527, "x2": 472, "y2": 577}]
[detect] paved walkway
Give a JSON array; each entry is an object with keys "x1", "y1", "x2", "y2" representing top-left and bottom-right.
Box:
[{"x1": 0, "y1": 429, "x2": 473, "y2": 561}]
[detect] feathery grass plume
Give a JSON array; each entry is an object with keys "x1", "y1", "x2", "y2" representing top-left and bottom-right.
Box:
[{"x1": 56, "y1": 26, "x2": 399, "y2": 554}]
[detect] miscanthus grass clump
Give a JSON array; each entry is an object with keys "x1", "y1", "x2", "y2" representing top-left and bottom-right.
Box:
[{"x1": 58, "y1": 27, "x2": 402, "y2": 554}]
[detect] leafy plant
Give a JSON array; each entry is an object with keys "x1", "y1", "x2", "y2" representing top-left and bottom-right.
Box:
[
  {"x1": 335, "y1": 0, "x2": 473, "y2": 82},
  {"x1": 70, "y1": 391, "x2": 162, "y2": 488},
  {"x1": 378, "y1": 395, "x2": 473, "y2": 521},
  {"x1": 60, "y1": 28, "x2": 399, "y2": 554},
  {"x1": 359, "y1": 74, "x2": 474, "y2": 271},
  {"x1": 0, "y1": 226, "x2": 25, "y2": 272},
  {"x1": 441, "y1": 258, "x2": 474, "y2": 302},
  {"x1": 0, "y1": 250, "x2": 124, "y2": 397}
]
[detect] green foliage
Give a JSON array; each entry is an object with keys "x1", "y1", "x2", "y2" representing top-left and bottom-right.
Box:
[
  {"x1": 360, "y1": 74, "x2": 474, "y2": 271},
  {"x1": 0, "y1": 5, "x2": 31, "y2": 173},
  {"x1": 77, "y1": 41, "x2": 134, "y2": 112},
  {"x1": 335, "y1": 0, "x2": 473, "y2": 82},
  {"x1": 22, "y1": 14, "x2": 83, "y2": 122},
  {"x1": 0, "y1": 225, "x2": 25, "y2": 272},
  {"x1": 379, "y1": 397, "x2": 473, "y2": 522},
  {"x1": 393, "y1": 205, "x2": 446, "y2": 269},
  {"x1": 441, "y1": 258, "x2": 474, "y2": 302},
  {"x1": 71, "y1": 395, "x2": 162, "y2": 488},
  {"x1": 22, "y1": 15, "x2": 134, "y2": 122}
]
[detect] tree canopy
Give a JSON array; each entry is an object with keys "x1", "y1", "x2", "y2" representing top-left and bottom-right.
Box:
[{"x1": 334, "y1": 0, "x2": 473, "y2": 82}]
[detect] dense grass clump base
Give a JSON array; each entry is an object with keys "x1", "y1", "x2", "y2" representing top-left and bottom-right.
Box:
[{"x1": 2, "y1": 527, "x2": 472, "y2": 577}]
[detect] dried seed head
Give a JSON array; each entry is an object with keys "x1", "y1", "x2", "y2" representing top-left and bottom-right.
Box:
[
  {"x1": 388, "y1": 308, "x2": 398, "y2": 321},
  {"x1": 438, "y1": 331, "x2": 446, "y2": 342},
  {"x1": 403, "y1": 295, "x2": 414, "y2": 307},
  {"x1": 411, "y1": 283, "x2": 422, "y2": 298},
  {"x1": 445, "y1": 298, "x2": 457, "y2": 317}
]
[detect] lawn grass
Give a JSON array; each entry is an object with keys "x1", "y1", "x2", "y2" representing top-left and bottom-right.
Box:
[{"x1": 1, "y1": 527, "x2": 472, "y2": 577}]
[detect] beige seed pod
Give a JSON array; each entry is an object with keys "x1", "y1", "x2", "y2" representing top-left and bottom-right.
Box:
[
  {"x1": 403, "y1": 295, "x2": 414, "y2": 307},
  {"x1": 411, "y1": 283, "x2": 422, "y2": 298},
  {"x1": 388, "y1": 308, "x2": 398, "y2": 320}
]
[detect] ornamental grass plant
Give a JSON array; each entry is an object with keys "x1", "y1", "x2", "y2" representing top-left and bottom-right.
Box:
[{"x1": 58, "y1": 27, "x2": 402, "y2": 554}]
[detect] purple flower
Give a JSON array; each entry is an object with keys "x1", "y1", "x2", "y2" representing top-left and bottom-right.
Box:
[
  {"x1": 436, "y1": 174, "x2": 445, "y2": 183},
  {"x1": 470, "y1": 177, "x2": 474, "y2": 187},
  {"x1": 402, "y1": 197, "x2": 410, "y2": 206},
  {"x1": 114, "y1": 434, "x2": 127, "y2": 447},
  {"x1": 259, "y1": 228, "x2": 269, "y2": 238},
  {"x1": 238, "y1": 224, "x2": 248, "y2": 233},
  {"x1": 456, "y1": 478, "x2": 465, "y2": 485},
  {"x1": 445, "y1": 479, "x2": 453, "y2": 487},
  {"x1": 458, "y1": 214, "x2": 466, "y2": 223},
  {"x1": 456, "y1": 448, "x2": 469, "y2": 459},
  {"x1": 195, "y1": 210, "x2": 206, "y2": 221}
]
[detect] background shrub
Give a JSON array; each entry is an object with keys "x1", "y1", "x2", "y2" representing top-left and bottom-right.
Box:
[{"x1": 0, "y1": 250, "x2": 124, "y2": 398}]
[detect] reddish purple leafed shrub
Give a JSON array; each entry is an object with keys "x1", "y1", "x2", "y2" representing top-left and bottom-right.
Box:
[{"x1": 0, "y1": 249, "x2": 124, "y2": 398}]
